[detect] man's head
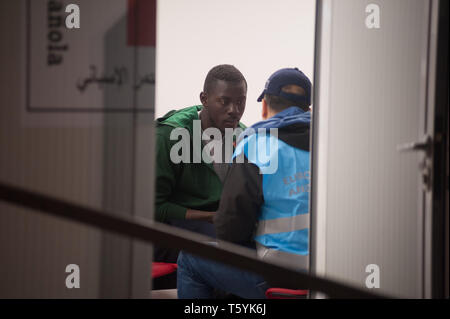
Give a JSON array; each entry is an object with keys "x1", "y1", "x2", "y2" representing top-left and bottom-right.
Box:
[
  {"x1": 200, "y1": 65, "x2": 247, "y2": 133},
  {"x1": 257, "y1": 68, "x2": 312, "y2": 119}
]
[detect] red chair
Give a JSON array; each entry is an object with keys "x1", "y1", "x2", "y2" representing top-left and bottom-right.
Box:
[
  {"x1": 151, "y1": 262, "x2": 178, "y2": 298},
  {"x1": 152, "y1": 262, "x2": 178, "y2": 290},
  {"x1": 151, "y1": 262, "x2": 178, "y2": 279},
  {"x1": 265, "y1": 288, "x2": 308, "y2": 299},
  {"x1": 151, "y1": 263, "x2": 309, "y2": 299}
]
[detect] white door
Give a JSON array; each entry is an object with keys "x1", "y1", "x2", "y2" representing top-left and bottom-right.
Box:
[{"x1": 311, "y1": 0, "x2": 439, "y2": 298}]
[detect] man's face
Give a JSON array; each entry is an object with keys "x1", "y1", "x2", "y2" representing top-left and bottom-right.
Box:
[{"x1": 201, "y1": 80, "x2": 247, "y2": 133}]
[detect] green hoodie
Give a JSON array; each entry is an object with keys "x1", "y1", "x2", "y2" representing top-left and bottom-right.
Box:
[{"x1": 154, "y1": 105, "x2": 246, "y2": 223}]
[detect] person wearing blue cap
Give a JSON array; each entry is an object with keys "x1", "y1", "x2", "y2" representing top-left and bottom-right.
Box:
[{"x1": 177, "y1": 67, "x2": 312, "y2": 298}]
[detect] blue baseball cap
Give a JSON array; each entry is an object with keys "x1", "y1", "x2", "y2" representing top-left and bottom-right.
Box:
[{"x1": 257, "y1": 67, "x2": 312, "y2": 107}]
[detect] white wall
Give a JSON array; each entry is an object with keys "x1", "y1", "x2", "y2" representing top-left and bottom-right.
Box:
[
  {"x1": 156, "y1": 0, "x2": 316, "y2": 125},
  {"x1": 0, "y1": 0, "x2": 153, "y2": 298},
  {"x1": 0, "y1": 1, "x2": 102, "y2": 298}
]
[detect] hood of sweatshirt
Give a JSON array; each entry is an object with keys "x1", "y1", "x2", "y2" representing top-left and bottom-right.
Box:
[
  {"x1": 249, "y1": 106, "x2": 310, "y2": 131},
  {"x1": 156, "y1": 105, "x2": 246, "y2": 135},
  {"x1": 156, "y1": 105, "x2": 203, "y2": 133},
  {"x1": 237, "y1": 106, "x2": 310, "y2": 143}
]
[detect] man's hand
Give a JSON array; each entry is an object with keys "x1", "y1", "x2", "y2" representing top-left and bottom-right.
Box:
[{"x1": 185, "y1": 209, "x2": 216, "y2": 223}]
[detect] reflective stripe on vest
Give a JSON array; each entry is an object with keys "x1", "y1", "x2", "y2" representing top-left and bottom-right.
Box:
[
  {"x1": 233, "y1": 133, "x2": 310, "y2": 270},
  {"x1": 256, "y1": 212, "x2": 309, "y2": 237},
  {"x1": 256, "y1": 242, "x2": 309, "y2": 269}
]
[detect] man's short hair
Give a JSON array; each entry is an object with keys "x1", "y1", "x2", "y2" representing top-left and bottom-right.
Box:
[
  {"x1": 203, "y1": 64, "x2": 247, "y2": 94},
  {"x1": 265, "y1": 84, "x2": 309, "y2": 112}
]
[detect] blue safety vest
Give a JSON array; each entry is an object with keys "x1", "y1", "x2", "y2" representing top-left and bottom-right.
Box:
[{"x1": 232, "y1": 108, "x2": 310, "y2": 270}]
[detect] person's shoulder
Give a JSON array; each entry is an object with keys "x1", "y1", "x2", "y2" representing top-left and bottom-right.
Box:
[
  {"x1": 154, "y1": 127, "x2": 174, "y2": 149},
  {"x1": 156, "y1": 105, "x2": 201, "y2": 131},
  {"x1": 156, "y1": 123, "x2": 175, "y2": 135}
]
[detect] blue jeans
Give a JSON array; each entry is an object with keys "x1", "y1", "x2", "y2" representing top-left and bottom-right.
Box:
[
  {"x1": 177, "y1": 251, "x2": 270, "y2": 299},
  {"x1": 154, "y1": 220, "x2": 216, "y2": 263}
]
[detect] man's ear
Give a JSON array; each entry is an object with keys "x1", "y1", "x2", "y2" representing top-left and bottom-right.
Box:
[
  {"x1": 200, "y1": 92, "x2": 208, "y2": 107},
  {"x1": 262, "y1": 98, "x2": 268, "y2": 120}
]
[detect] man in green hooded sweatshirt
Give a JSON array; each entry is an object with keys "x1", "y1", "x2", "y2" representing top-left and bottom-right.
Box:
[{"x1": 154, "y1": 64, "x2": 247, "y2": 262}]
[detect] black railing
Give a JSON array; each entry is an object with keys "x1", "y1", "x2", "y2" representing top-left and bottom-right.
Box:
[{"x1": 0, "y1": 182, "x2": 390, "y2": 298}]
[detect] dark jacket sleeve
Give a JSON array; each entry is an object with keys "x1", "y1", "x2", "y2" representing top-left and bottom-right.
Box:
[
  {"x1": 214, "y1": 160, "x2": 263, "y2": 245},
  {"x1": 154, "y1": 127, "x2": 187, "y2": 222}
]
